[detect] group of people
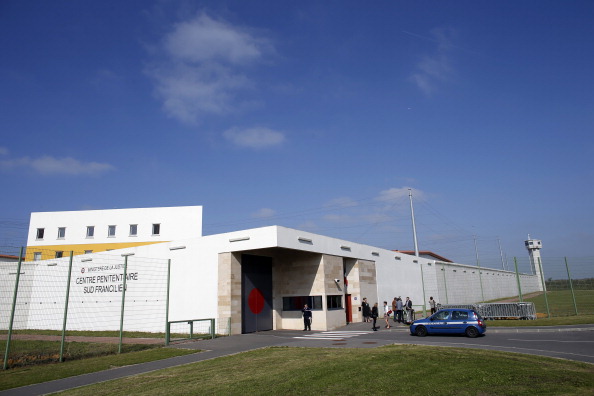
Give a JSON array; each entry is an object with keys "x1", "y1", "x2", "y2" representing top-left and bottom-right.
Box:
[
  {"x1": 303, "y1": 295, "x2": 439, "y2": 332},
  {"x1": 361, "y1": 296, "x2": 438, "y2": 330}
]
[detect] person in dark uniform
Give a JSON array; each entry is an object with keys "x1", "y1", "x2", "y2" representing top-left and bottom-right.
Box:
[
  {"x1": 371, "y1": 303, "x2": 379, "y2": 331},
  {"x1": 302, "y1": 304, "x2": 312, "y2": 331},
  {"x1": 362, "y1": 297, "x2": 371, "y2": 322}
]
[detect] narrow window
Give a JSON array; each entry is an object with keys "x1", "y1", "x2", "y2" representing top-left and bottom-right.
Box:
[
  {"x1": 282, "y1": 296, "x2": 323, "y2": 311},
  {"x1": 129, "y1": 224, "x2": 138, "y2": 236},
  {"x1": 86, "y1": 226, "x2": 95, "y2": 238},
  {"x1": 55, "y1": 251, "x2": 64, "y2": 258},
  {"x1": 57, "y1": 227, "x2": 66, "y2": 239},
  {"x1": 84, "y1": 250, "x2": 93, "y2": 254},
  {"x1": 152, "y1": 223, "x2": 160, "y2": 235},
  {"x1": 36, "y1": 228, "x2": 45, "y2": 239},
  {"x1": 33, "y1": 252, "x2": 42, "y2": 261},
  {"x1": 108, "y1": 225, "x2": 116, "y2": 237},
  {"x1": 326, "y1": 295, "x2": 343, "y2": 310}
]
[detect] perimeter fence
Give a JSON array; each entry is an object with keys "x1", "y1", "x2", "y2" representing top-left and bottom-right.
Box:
[
  {"x1": 429, "y1": 256, "x2": 593, "y2": 317},
  {"x1": 539, "y1": 256, "x2": 594, "y2": 317},
  {"x1": 1, "y1": 247, "x2": 171, "y2": 369},
  {"x1": 412, "y1": 255, "x2": 593, "y2": 320}
]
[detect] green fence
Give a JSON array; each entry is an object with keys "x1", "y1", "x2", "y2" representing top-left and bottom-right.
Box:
[
  {"x1": 1, "y1": 247, "x2": 170, "y2": 369},
  {"x1": 539, "y1": 257, "x2": 594, "y2": 317}
]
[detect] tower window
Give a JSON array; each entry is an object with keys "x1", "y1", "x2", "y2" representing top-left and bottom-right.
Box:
[
  {"x1": 129, "y1": 224, "x2": 138, "y2": 236},
  {"x1": 86, "y1": 226, "x2": 95, "y2": 238},
  {"x1": 108, "y1": 225, "x2": 116, "y2": 237},
  {"x1": 36, "y1": 228, "x2": 45, "y2": 239},
  {"x1": 57, "y1": 227, "x2": 66, "y2": 239},
  {"x1": 152, "y1": 223, "x2": 160, "y2": 236}
]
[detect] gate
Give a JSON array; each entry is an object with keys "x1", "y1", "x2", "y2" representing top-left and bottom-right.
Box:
[{"x1": 241, "y1": 254, "x2": 273, "y2": 333}]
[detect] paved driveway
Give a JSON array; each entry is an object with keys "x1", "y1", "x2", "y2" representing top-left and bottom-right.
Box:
[
  {"x1": 2, "y1": 323, "x2": 593, "y2": 396},
  {"x1": 252, "y1": 322, "x2": 594, "y2": 364}
]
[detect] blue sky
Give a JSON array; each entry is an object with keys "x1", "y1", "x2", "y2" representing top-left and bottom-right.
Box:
[{"x1": 1, "y1": 1, "x2": 593, "y2": 273}]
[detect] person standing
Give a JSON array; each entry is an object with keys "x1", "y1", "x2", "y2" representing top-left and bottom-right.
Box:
[
  {"x1": 361, "y1": 297, "x2": 371, "y2": 323},
  {"x1": 302, "y1": 304, "x2": 312, "y2": 331},
  {"x1": 429, "y1": 296, "x2": 437, "y2": 315},
  {"x1": 396, "y1": 297, "x2": 404, "y2": 324},
  {"x1": 404, "y1": 297, "x2": 413, "y2": 324},
  {"x1": 383, "y1": 301, "x2": 391, "y2": 329},
  {"x1": 391, "y1": 297, "x2": 398, "y2": 323},
  {"x1": 371, "y1": 303, "x2": 379, "y2": 331}
]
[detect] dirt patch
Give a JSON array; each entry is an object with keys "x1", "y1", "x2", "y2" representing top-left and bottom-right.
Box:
[
  {"x1": 493, "y1": 291, "x2": 543, "y2": 303},
  {"x1": 0, "y1": 334, "x2": 164, "y2": 344}
]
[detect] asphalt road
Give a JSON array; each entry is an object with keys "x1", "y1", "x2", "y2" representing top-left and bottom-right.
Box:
[
  {"x1": 2, "y1": 324, "x2": 592, "y2": 396},
  {"x1": 392, "y1": 328, "x2": 594, "y2": 364},
  {"x1": 256, "y1": 323, "x2": 594, "y2": 364}
]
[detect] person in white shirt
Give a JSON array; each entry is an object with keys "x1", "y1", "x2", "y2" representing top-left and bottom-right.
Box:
[{"x1": 383, "y1": 301, "x2": 391, "y2": 329}]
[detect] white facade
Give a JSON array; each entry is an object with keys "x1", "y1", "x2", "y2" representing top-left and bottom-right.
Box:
[
  {"x1": 0, "y1": 207, "x2": 544, "y2": 334},
  {"x1": 27, "y1": 206, "x2": 203, "y2": 247}
]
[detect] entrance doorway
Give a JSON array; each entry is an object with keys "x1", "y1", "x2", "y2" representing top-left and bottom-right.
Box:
[
  {"x1": 241, "y1": 254, "x2": 273, "y2": 333},
  {"x1": 345, "y1": 294, "x2": 352, "y2": 324}
]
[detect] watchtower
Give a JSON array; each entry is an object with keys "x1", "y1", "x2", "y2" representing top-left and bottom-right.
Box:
[{"x1": 524, "y1": 235, "x2": 546, "y2": 291}]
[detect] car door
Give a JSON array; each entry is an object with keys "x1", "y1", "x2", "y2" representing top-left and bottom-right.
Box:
[
  {"x1": 448, "y1": 310, "x2": 469, "y2": 334},
  {"x1": 428, "y1": 310, "x2": 451, "y2": 334}
]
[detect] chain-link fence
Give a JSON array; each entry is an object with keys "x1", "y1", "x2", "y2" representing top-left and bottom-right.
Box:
[
  {"x1": 538, "y1": 256, "x2": 594, "y2": 317},
  {"x1": 421, "y1": 256, "x2": 593, "y2": 318},
  {"x1": 1, "y1": 247, "x2": 170, "y2": 369}
]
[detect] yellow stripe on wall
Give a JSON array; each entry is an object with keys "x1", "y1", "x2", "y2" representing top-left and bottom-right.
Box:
[{"x1": 25, "y1": 241, "x2": 166, "y2": 261}]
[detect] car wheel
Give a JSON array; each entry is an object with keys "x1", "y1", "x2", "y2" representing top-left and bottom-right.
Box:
[
  {"x1": 415, "y1": 326, "x2": 428, "y2": 337},
  {"x1": 465, "y1": 327, "x2": 479, "y2": 338}
]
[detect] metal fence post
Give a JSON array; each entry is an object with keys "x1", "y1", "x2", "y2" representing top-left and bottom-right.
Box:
[
  {"x1": 537, "y1": 258, "x2": 550, "y2": 318},
  {"x1": 118, "y1": 254, "x2": 131, "y2": 354},
  {"x1": 210, "y1": 318, "x2": 215, "y2": 339},
  {"x1": 514, "y1": 257, "x2": 523, "y2": 302},
  {"x1": 478, "y1": 263, "x2": 485, "y2": 303},
  {"x1": 565, "y1": 257, "x2": 579, "y2": 316},
  {"x1": 442, "y1": 263, "x2": 449, "y2": 304},
  {"x1": 165, "y1": 259, "x2": 171, "y2": 346},
  {"x1": 420, "y1": 263, "x2": 427, "y2": 317},
  {"x1": 474, "y1": 237, "x2": 485, "y2": 302},
  {"x1": 59, "y1": 251, "x2": 75, "y2": 362},
  {"x1": 3, "y1": 247, "x2": 24, "y2": 370}
]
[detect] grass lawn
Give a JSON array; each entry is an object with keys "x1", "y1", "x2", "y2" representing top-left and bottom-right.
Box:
[
  {"x1": 526, "y1": 290, "x2": 594, "y2": 317},
  {"x1": 0, "y1": 339, "x2": 164, "y2": 368},
  {"x1": 0, "y1": 329, "x2": 208, "y2": 339},
  {"x1": 486, "y1": 314, "x2": 594, "y2": 327},
  {"x1": 0, "y1": 329, "x2": 164, "y2": 338},
  {"x1": 55, "y1": 345, "x2": 594, "y2": 396},
  {"x1": 0, "y1": 345, "x2": 196, "y2": 391}
]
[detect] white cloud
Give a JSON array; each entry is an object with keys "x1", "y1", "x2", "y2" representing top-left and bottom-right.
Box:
[
  {"x1": 223, "y1": 127, "x2": 285, "y2": 149},
  {"x1": 376, "y1": 187, "x2": 425, "y2": 202},
  {"x1": 409, "y1": 27, "x2": 456, "y2": 95},
  {"x1": 326, "y1": 197, "x2": 358, "y2": 208},
  {"x1": 164, "y1": 14, "x2": 266, "y2": 64},
  {"x1": 252, "y1": 208, "x2": 276, "y2": 218},
  {"x1": 322, "y1": 214, "x2": 352, "y2": 223},
  {"x1": 0, "y1": 155, "x2": 115, "y2": 176},
  {"x1": 297, "y1": 220, "x2": 318, "y2": 231},
  {"x1": 146, "y1": 12, "x2": 272, "y2": 124}
]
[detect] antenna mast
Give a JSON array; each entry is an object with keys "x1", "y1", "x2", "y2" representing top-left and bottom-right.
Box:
[{"x1": 408, "y1": 188, "x2": 419, "y2": 257}]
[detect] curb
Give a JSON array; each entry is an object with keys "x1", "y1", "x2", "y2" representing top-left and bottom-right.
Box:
[{"x1": 487, "y1": 326, "x2": 594, "y2": 333}]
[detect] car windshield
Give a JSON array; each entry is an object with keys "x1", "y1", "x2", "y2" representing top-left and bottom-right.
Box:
[
  {"x1": 433, "y1": 310, "x2": 450, "y2": 320},
  {"x1": 451, "y1": 311, "x2": 469, "y2": 320}
]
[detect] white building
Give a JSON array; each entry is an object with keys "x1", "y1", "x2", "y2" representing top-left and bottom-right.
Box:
[{"x1": 0, "y1": 206, "x2": 542, "y2": 334}]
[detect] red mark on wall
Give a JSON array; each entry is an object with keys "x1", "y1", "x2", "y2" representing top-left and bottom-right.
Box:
[{"x1": 248, "y1": 288, "x2": 264, "y2": 314}]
